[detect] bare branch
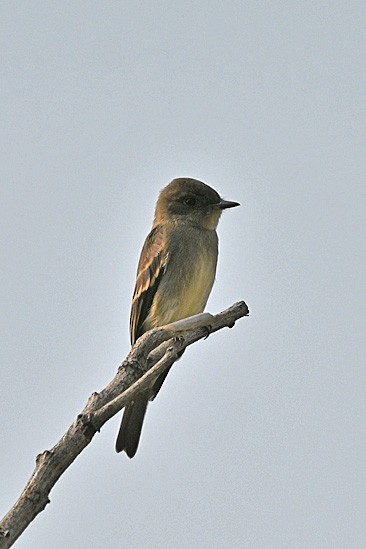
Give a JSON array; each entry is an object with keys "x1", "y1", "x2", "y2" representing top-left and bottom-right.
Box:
[{"x1": 0, "y1": 301, "x2": 249, "y2": 548}]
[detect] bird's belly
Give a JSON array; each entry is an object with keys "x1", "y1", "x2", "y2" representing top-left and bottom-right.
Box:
[
  {"x1": 176, "y1": 262, "x2": 214, "y2": 319},
  {"x1": 149, "y1": 252, "x2": 216, "y2": 327}
]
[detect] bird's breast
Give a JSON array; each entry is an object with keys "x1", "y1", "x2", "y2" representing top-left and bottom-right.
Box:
[{"x1": 147, "y1": 227, "x2": 218, "y2": 328}]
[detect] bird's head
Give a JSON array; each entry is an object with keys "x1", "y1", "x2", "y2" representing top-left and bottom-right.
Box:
[{"x1": 154, "y1": 177, "x2": 239, "y2": 230}]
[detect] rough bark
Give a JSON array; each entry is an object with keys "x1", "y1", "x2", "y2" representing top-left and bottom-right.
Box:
[{"x1": 0, "y1": 301, "x2": 249, "y2": 548}]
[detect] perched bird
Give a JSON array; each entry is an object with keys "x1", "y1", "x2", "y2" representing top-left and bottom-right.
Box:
[{"x1": 115, "y1": 177, "x2": 239, "y2": 457}]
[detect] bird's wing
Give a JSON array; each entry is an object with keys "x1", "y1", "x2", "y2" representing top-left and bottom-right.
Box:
[{"x1": 130, "y1": 225, "x2": 168, "y2": 345}]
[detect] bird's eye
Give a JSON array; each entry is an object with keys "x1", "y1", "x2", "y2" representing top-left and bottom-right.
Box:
[{"x1": 184, "y1": 196, "x2": 196, "y2": 206}]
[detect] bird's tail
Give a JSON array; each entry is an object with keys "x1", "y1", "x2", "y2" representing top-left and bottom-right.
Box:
[{"x1": 115, "y1": 395, "x2": 149, "y2": 458}]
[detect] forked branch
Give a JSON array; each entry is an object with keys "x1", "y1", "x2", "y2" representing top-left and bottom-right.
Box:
[{"x1": 0, "y1": 301, "x2": 249, "y2": 548}]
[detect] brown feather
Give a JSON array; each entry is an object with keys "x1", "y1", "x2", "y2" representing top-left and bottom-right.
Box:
[{"x1": 130, "y1": 225, "x2": 168, "y2": 345}]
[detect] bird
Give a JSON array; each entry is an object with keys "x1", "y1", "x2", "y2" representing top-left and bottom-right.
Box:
[{"x1": 115, "y1": 177, "x2": 239, "y2": 457}]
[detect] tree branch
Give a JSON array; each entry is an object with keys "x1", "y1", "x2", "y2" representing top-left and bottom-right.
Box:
[{"x1": 0, "y1": 301, "x2": 249, "y2": 548}]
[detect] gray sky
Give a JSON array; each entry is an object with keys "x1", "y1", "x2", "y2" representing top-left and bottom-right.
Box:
[{"x1": 1, "y1": 2, "x2": 364, "y2": 548}]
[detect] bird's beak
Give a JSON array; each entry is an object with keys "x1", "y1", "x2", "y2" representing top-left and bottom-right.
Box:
[{"x1": 217, "y1": 199, "x2": 240, "y2": 209}]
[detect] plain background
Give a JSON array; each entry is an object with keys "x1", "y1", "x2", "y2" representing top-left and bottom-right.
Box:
[{"x1": 1, "y1": 2, "x2": 364, "y2": 548}]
